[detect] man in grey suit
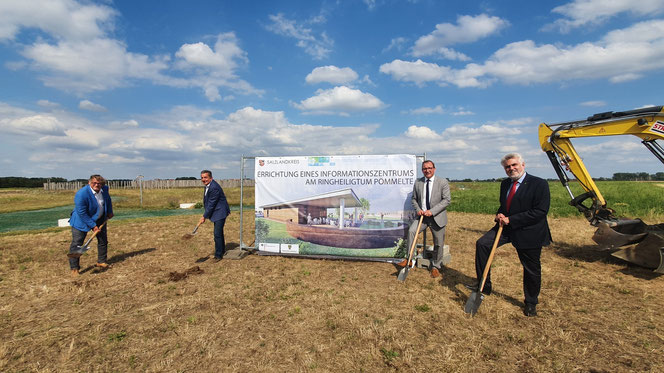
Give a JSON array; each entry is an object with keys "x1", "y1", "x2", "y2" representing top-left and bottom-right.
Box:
[{"x1": 398, "y1": 160, "x2": 451, "y2": 278}]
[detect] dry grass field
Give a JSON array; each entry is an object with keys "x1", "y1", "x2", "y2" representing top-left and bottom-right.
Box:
[{"x1": 1, "y1": 211, "x2": 663, "y2": 372}]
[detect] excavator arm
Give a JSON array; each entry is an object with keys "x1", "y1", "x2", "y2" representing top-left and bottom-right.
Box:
[{"x1": 539, "y1": 106, "x2": 664, "y2": 273}]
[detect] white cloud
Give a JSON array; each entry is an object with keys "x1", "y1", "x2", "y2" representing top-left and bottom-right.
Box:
[
  {"x1": 363, "y1": 0, "x2": 377, "y2": 10},
  {"x1": 549, "y1": 0, "x2": 664, "y2": 32},
  {"x1": 38, "y1": 128, "x2": 103, "y2": 149},
  {"x1": 451, "y1": 108, "x2": 475, "y2": 116},
  {"x1": 22, "y1": 37, "x2": 170, "y2": 92},
  {"x1": 379, "y1": 59, "x2": 452, "y2": 87},
  {"x1": 408, "y1": 105, "x2": 445, "y2": 115},
  {"x1": 2, "y1": 114, "x2": 67, "y2": 136},
  {"x1": 412, "y1": 14, "x2": 509, "y2": 58},
  {"x1": 581, "y1": 100, "x2": 607, "y2": 107},
  {"x1": 306, "y1": 66, "x2": 359, "y2": 85},
  {"x1": 149, "y1": 105, "x2": 218, "y2": 131},
  {"x1": 293, "y1": 86, "x2": 385, "y2": 115},
  {"x1": 432, "y1": 47, "x2": 471, "y2": 61},
  {"x1": 494, "y1": 117, "x2": 536, "y2": 126},
  {"x1": 383, "y1": 37, "x2": 408, "y2": 53},
  {"x1": 0, "y1": 0, "x2": 116, "y2": 41},
  {"x1": 360, "y1": 75, "x2": 375, "y2": 86},
  {"x1": 5, "y1": 1, "x2": 260, "y2": 101},
  {"x1": 37, "y1": 100, "x2": 59, "y2": 108},
  {"x1": 173, "y1": 33, "x2": 260, "y2": 101},
  {"x1": 445, "y1": 123, "x2": 522, "y2": 137},
  {"x1": 130, "y1": 130, "x2": 186, "y2": 151},
  {"x1": 382, "y1": 20, "x2": 664, "y2": 88},
  {"x1": 79, "y1": 100, "x2": 107, "y2": 112},
  {"x1": 175, "y1": 33, "x2": 247, "y2": 77},
  {"x1": 1, "y1": 101, "x2": 634, "y2": 180},
  {"x1": 109, "y1": 119, "x2": 139, "y2": 128},
  {"x1": 405, "y1": 125, "x2": 441, "y2": 138},
  {"x1": 265, "y1": 13, "x2": 333, "y2": 60}
]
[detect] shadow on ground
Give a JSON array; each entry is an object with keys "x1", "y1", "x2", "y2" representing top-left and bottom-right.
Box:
[
  {"x1": 80, "y1": 247, "x2": 156, "y2": 274},
  {"x1": 389, "y1": 263, "x2": 524, "y2": 311},
  {"x1": 195, "y1": 242, "x2": 241, "y2": 263},
  {"x1": 551, "y1": 241, "x2": 662, "y2": 280},
  {"x1": 438, "y1": 265, "x2": 523, "y2": 309}
]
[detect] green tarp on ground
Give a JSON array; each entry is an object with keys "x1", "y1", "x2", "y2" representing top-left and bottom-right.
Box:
[{"x1": 0, "y1": 206, "x2": 244, "y2": 233}]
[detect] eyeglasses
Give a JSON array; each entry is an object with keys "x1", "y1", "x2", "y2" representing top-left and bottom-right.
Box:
[
  {"x1": 422, "y1": 167, "x2": 434, "y2": 170},
  {"x1": 90, "y1": 182, "x2": 102, "y2": 185}
]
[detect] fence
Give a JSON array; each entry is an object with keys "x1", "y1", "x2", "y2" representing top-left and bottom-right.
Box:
[{"x1": 43, "y1": 179, "x2": 254, "y2": 191}]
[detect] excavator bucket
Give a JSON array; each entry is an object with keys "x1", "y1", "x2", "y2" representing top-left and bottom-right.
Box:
[
  {"x1": 592, "y1": 219, "x2": 648, "y2": 248},
  {"x1": 593, "y1": 219, "x2": 664, "y2": 273}
]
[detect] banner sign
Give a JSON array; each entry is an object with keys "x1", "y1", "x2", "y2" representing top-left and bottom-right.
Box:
[{"x1": 255, "y1": 154, "x2": 417, "y2": 259}]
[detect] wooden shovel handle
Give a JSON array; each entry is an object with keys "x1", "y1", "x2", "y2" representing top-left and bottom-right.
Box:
[
  {"x1": 406, "y1": 215, "x2": 424, "y2": 263},
  {"x1": 83, "y1": 220, "x2": 108, "y2": 246},
  {"x1": 479, "y1": 225, "x2": 503, "y2": 293}
]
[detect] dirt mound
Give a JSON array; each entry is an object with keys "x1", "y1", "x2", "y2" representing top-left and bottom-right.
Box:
[{"x1": 168, "y1": 265, "x2": 204, "y2": 281}]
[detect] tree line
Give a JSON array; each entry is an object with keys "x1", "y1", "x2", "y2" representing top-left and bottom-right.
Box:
[
  {"x1": 609, "y1": 172, "x2": 664, "y2": 181},
  {"x1": 1, "y1": 177, "x2": 135, "y2": 188},
  {"x1": 2, "y1": 172, "x2": 663, "y2": 188},
  {"x1": 451, "y1": 172, "x2": 664, "y2": 182},
  {"x1": 1, "y1": 176, "x2": 200, "y2": 188},
  {"x1": 0, "y1": 177, "x2": 67, "y2": 188}
]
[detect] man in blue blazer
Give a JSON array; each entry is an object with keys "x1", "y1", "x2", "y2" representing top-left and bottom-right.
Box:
[
  {"x1": 199, "y1": 170, "x2": 231, "y2": 261},
  {"x1": 398, "y1": 160, "x2": 451, "y2": 278},
  {"x1": 67, "y1": 175, "x2": 114, "y2": 276},
  {"x1": 470, "y1": 153, "x2": 552, "y2": 316}
]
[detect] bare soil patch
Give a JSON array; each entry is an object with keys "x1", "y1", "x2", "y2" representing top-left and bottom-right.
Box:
[
  {"x1": 0, "y1": 212, "x2": 662, "y2": 372},
  {"x1": 169, "y1": 265, "x2": 204, "y2": 281}
]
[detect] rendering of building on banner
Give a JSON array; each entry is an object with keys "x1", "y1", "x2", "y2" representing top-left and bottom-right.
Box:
[{"x1": 260, "y1": 188, "x2": 408, "y2": 249}]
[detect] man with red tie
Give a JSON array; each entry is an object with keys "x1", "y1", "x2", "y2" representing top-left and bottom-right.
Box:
[{"x1": 469, "y1": 153, "x2": 552, "y2": 316}]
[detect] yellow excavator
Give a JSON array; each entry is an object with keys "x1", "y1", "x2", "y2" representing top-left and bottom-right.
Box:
[{"x1": 539, "y1": 105, "x2": 664, "y2": 273}]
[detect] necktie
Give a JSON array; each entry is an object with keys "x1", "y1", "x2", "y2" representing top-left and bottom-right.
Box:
[
  {"x1": 506, "y1": 181, "x2": 518, "y2": 212},
  {"x1": 425, "y1": 179, "x2": 431, "y2": 210}
]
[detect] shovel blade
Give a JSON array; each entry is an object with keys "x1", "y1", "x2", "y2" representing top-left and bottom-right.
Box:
[
  {"x1": 464, "y1": 292, "x2": 484, "y2": 315},
  {"x1": 396, "y1": 267, "x2": 409, "y2": 282},
  {"x1": 67, "y1": 245, "x2": 90, "y2": 258}
]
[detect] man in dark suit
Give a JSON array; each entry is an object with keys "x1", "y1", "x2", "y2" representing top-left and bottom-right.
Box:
[
  {"x1": 470, "y1": 153, "x2": 552, "y2": 316},
  {"x1": 398, "y1": 160, "x2": 451, "y2": 278},
  {"x1": 200, "y1": 170, "x2": 231, "y2": 261}
]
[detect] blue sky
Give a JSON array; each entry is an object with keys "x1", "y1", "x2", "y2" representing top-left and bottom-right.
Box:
[{"x1": 1, "y1": 0, "x2": 663, "y2": 181}]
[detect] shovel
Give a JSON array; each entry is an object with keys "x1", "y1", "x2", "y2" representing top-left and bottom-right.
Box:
[
  {"x1": 182, "y1": 221, "x2": 203, "y2": 240},
  {"x1": 464, "y1": 224, "x2": 503, "y2": 315},
  {"x1": 397, "y1": 215, "x2": 424, "y2": 282},
  {"x1": 67, "y1": 220, "x2": 108, "y2": 259}
]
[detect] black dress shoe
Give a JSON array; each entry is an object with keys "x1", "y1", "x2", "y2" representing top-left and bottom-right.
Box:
[
  {"x1": 524, "y1": 303, "x2": 537, "y2": 317},
  {"x1": 464, "y1": 283, "x2": 491, "y2": 296}
]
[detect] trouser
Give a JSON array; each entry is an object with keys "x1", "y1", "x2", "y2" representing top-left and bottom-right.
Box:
[
  {"x1": 475, "y1": 228, "x2": 542, "y2": 305},
  {"x1": 68, "y1": 217, "x2": 108, "y2": 270},
  {"x1": 407, "y1": 216, "x2": 446, "y2": 269},
  {"x1": 214, "y1": 218, "x2": 226, "y2": 258}
]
